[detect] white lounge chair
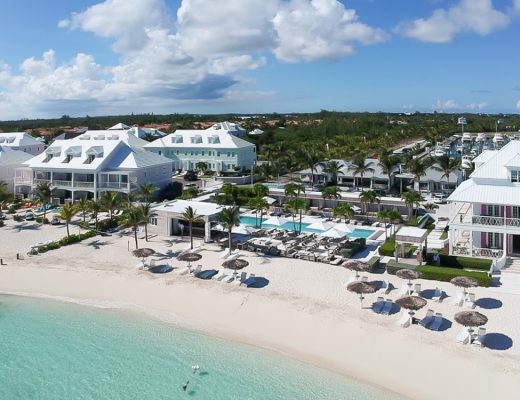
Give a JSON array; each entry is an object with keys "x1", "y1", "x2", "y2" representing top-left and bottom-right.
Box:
[
  {"x1": 432, "y1": 287, "x2": 443, "y2": 303},
  {"x1": 464, "y1": 293, "x2": 476, "y2": 309},
  {"x1": 378, "y1": 281, "x2": 390, "y2": 294},
  {"x1": 397, "y1": 312, "x2": 411, "y2": 328},
  {"x1": 361, "y1": 276, "x2": 368, "y2": 283},
  {"x1": 243, "y1": 274, "x2": 256, "y2": 287},
  {"x1": 381, "y1": 299, "x2": 393, "y2": 315},
  {"x1": 398, "y1": 283, "x2": 409, "y2": 296},
  {"x1": 176, "y1": 266, "x2": 190, "y2": 275},
  {"x1": 136, "y1": 260, "x2": 145, "y2": 270},
  {"x1": 429, "y1": 313, "x2": 443, "y2": 331},
  {"x1": 197, "y1": 269, "x2": 215, "y2": 279},
  {"x1": 221, "y1": 272, "x2": 235, "y2": 283},
  {"x1": 329, "y1": 256, "x2": 343, "y2": 266},
  {"x1": 373, "y1": 297, "x2": 385, "y2": 313},
  {"x1": 414, "y1": 283, "x2": 422, "y2": 296},
  {"x1": 149, "y1": 259, "x2": 156, "y2": 268},
  {"x1": 212, "y1": 270, "x2": 226, "y2": 281},
  {"x1": 190, "y1": 265, "x2": 202, "y2": 276},
  {"x1": 453, "y1": 291, "x2": 464, "y2": 307},
  {"x1": 456, "y1": 328, "x2": 471, "y2": 344},
  {"x1": 472, "y1": 327, "x2": 486, "y2": 347},
  {"x1": 419, "y1": 309, "x2": 434, "y2": 328},
  {"x1": 234, "y1": 271, "x2": 247, "y2": 285}
]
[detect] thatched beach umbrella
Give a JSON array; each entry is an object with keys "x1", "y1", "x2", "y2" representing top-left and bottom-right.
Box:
[
  {"x1": 347, "y1": 281, "x2": 376, "y2": 308},
  {"x1": 396, "y1": 296, "x2": 427, "y2": 317},
  {"x1": 450, "y1": 276, "x2": 478, "y2": 297},
  {"x1": 132, "y1": 248, "x2": 155, "y2": 268},
  {"x1": 222, "y1": 258, "x2": 249, "y2": 271},
  {"x1": 396, "y1": 269, "x2": 422, "y2": 295},
  {"x1": 343, "y1": 260, "x2": 370, "y2": 280},
  {"x1": 454, "y1": 311, "x2": 488, "y2": 328},
  {"x1": 177, "y1": 252, "x2": 202, "y2": 269}
]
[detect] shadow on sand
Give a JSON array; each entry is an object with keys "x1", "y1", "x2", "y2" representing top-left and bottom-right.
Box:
[
  {"x1": 475, "y1": 297, "x2": 503, "y2": 309},
  {"x1": 148, "y1": 265, "x2": 173, "y2": 274},
  {"x1": 485, "y1": 333, "x2": 513, "y2": 350}
]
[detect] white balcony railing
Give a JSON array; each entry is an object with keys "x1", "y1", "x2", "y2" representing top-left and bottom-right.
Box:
[
  {"x1": 14, "y1": 177, "x2": 31, "y2": 185},
  {"x1": 52, "y1": 180, "x2": 72, "y2": 187},
  {"x1": 453, "y1": 246, "x2": 504, "y2": 259},
  {"x1": 471, "y1": 215, "x2": 520, "y2": 228},
  {"x1": 74, "y1": 181, "x2": 95, "y2": 189},
  {"x1": 99, "y1": 182, "x2": 129, "y2": 190},
  {"x1": 33, "y1": 178, "x2": 51, "y2": 185}
]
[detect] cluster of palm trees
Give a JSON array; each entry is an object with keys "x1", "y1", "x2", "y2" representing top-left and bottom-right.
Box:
[{"x1": 31, "y1": 181, "x2": 159, "y2": 249}]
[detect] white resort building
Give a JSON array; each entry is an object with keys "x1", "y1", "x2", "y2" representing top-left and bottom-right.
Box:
[
  {"x1": 0, "y1": 146, "x2": 33, "y2": 193},
  {"x1": 0, "y1": 132, "x2": 45, "y2": 156},
  {"x1": 144, "y1": 122, "x2": 256, "y2": 173},
  {"x1": 14, "y1": 130, "x2": 173, "y2": 202},
  {"x1": 107, "y1": 123, "x2": 167, "y2": 139},
  {"x1": 448, "y1": 141, "x2": 520, "y2": 261}
]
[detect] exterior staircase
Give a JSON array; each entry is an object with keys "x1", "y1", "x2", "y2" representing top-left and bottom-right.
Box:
[{"x1": 501, "y1": 257, "x2": 520, "y2": 274}]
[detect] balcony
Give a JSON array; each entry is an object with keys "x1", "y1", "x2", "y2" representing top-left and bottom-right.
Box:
[
  {"x1": 453, "y1": 246, "x2": 504, "y2": 259},
  {"x1": 99, "y1": 182, "x2": 129, "y2": 190},
  {"x1": 471, "y1": 215, "x2": 520, "y2": 228},
  {"x1": 14, "y1": 177, "x2": 31, "y2": 185},
  {"x1": 74, "y1": 181, "x2": 95, "y2": 189},
  {"x1": 33, "y1": 178, "x2": 51, "y2": 185},
  {"x1": 52, "y1": 180, "x2": 72, "y2": 188}
]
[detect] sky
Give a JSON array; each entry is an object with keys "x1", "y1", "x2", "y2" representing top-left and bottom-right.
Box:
[{"x1": 0, "y1": 0, "x2": 519, "y2": 120}]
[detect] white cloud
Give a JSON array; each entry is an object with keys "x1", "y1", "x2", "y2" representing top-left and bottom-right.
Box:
[
  {"x1": 0, "y1": 0, "x2": 386, "y2": 118},
  {"x1": 515, "y1": 0, "x2": 520, "y2": 12},
  {"x1": 432, "y1": 99, "x2": 489, "y2": 112},
  {"x1": 273, "y1": 0, "x2": 387, "y2": 62},
  {"x1": 398, "y1": 0, "x2": 510, "y2": 43}
]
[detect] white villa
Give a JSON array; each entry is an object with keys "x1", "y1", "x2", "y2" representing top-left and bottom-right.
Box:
[
  {"x1": 0, "y1": 132, "x2": 45, "y2": 156},
  {"x1": 108, "y1": 123, "x2": 167, "y2": 139},
  {"x1": 0, "y1": 146, "x2": 33, "y2": 193},
  {"x1": 144, "y1": 122, "x2": 256, "y2": 173},
  {"x1": 14, "y1": 130, "x2": 173, "y2": 203},
  {"x1": 448, "y1": 141, "x2": 520, "y2": 261}
]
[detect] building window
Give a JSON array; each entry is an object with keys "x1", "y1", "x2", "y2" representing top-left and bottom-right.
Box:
[
  {"x1": 488, "y1": 232, "x2": 501, "y2": 249},
  {"x1": 486, "y1": 205, "x2": 500, "y2": 217},
  {"x1": 149, "y1": 217, "x2": 157, "y2": 226},
  {"x1": 513, "y1": 206, "x2": 520, "y2": 219},
  {"x1": 512, "y1": 170, "x2": 520, "y2": 183},
  {"x1": 217, "y1": 152, "x2": 220, "y2": 157}
]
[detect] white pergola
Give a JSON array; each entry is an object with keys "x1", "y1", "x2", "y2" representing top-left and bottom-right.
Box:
[{"x1": 395, "y1": 226, "x2": 429, "y2": 264}]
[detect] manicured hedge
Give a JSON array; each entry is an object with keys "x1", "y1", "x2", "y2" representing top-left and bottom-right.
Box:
[
  {"x1": 341, "y1": 238, "x2": 366, "y2": 258},
  {"x1": 426, "y1": 253, "x2": 492, "y2": 271},
  {"x1": 386, "y1": 259, "x2": 491, "y2": 287},
  {"x1": 366, "y1": 256, "x2": 380, "y2": 273},
  {"x1": 379, "y1": 236, "x2": 416, "y2": 257}
]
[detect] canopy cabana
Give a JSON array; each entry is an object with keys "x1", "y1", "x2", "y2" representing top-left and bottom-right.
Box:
[{"x1": 395, "y1": 226, "x2": 428, "y2": 264}]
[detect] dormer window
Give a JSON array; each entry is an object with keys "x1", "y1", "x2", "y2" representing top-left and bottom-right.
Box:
[
  {"x1": 171, "y1": 135, "x2": 183, "y2": 144},
  {"x1": 85, "y1": 155, "x2": 95, "y2": 164},
  {"x1": 190, "y1": 135, "x2": 202, "y2": 144},
  {"x1": 512, "y1": 170, "x2": 520, "y2": 183},
  {"x1": 43, "y1": 154, "x2": 53, "y2": 163},
  {"x1": 63, "y1": 154, "x2": 73, "y2": 163}
]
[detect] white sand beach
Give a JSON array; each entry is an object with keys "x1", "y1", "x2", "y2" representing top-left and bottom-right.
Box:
[{"x1": 1, "y1": 219, "x2": 519, "y2": 400}]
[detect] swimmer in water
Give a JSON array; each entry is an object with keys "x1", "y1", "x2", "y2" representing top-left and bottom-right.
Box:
[{"x1": 182, "y1": 380, "x2": 189, "y2": 392}]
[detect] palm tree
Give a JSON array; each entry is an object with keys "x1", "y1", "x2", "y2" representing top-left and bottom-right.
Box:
[
  {"x1": 138, "y1": 203, "x2": 157, "y2": 242},
  {"x1": 0, "y1": 181, "x2": 13, "y2": 212},
  {"x1": 286, "y1": 197, "x2": 309, "y2": 234},
  {"x1": 349, "y1": 154, "x2": 374, "y2": 191},
  {"x1": 218, "y1": 207, "x2": 240, "y2": 255},
  {"x1": 58, "y1": 203, "x2": 78, "y2": 238},
  {"x1": 377, "y1": 209, "x2": 391, "y2": 240},
  {"x1": 220, "y1": 183, "x2": 240, "y2": 205},
  {"x1": 284, "y1": 182, "x2": 305, "y2": 201},
  {"x1": 379, "y1": 155, "x2": 400, "y2": 193},
  {"x1": 359, "y1": 190, "x2": 379, "y2": 221},
  {"x1": 402, "y1": 190, "x2": 424, "y2": 220},
  {"x1": 88, "y1": 199, "x2": 102, "y2": 230},
  {"x1": 333, "y1": 202, "x2": 355, "y2": 222},
  {"x1": 34, "y1": 181, "x2": 53, "y2": 222},
  {"x1": 322, "y1": 186, "x2": 341, "y2": 208},
  {"x1": 248, "y1": 197, "x2": 269, "y2": 228},
  {"x1": 195, "y1": 161, "x2": 208, "y2": 175},
  {"x1": 432, "y1": 154, "x2": 459, "y2": 193},
  {"x1": 122, "y1": 206, "x2": 146, "y2": 249},
  {"x1": 76, "y1": 198, "x2": 90, "y2": 223},
  {"x1": 139, "y1": 182, "x2": 157, "y2": 204},
  {"x1": 406, "y1": 158, "x2": 431, "y2": 192},
  {"x1": 253, "y1": 183, "x2": 269, "y2": 198},
  {"x1": 325, "y1": 160, "x2": 342, "y2": 185},
  {"x1": 387, "y1": 209, "x2": 402, "y2": 235},
  {"x1": 300, "y1": 148, "x2": 322, "y2": 187},
  {"x1": 101, "y1": 191, "x2": 119, "y2": 220},
  {"x1": 182, "y1": 206, "x2": 203, "y2": 249}
]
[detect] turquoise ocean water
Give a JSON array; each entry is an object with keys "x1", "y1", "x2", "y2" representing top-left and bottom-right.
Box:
[{"x1": 0, "y1": 295, "x2": 401, "y2": 400}]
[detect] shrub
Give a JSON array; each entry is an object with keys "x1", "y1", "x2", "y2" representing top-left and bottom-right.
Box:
[
  {"x1": 341, "y1": 238, "x2": 366, "y2": 258},
  {"x1": 37, "y1": 246, "x2": 48, "y2": 253},
  {"x1": 366, "y1": 256, "x2": 380, "y2": 273},
  {"x1": 13, "y1": 215, "x2": 23, "y2": 222},
  {"x1": 0, "y1": 220, "x2": 4, "y2": 228},
  {"x1": 42, "y1": 218, "x2": 49, "y2": 224},
  {"x1": 7, "y1": 206, "x2": 16, "y2": 214},
  {"x1": 35, "y1": 217, "x2": 43, "y2": 223},
  {"x1": 378, "y1": 236, "x2": 395, "y2": 256},
  {"x1": 46, "y1": 242, "x2": 61, "y2": 250},
  {"x1": 158, "y1": 181, "x2": 183, "y2": 201},
  {"x1": 386, "y1": 259, "x2": 491, "y2": 287},
  {"x1": 425, "y1": 253, "x2": 492, "y2": 271},
  {"x1": 59, "y1": 234, "x2": 82, "y2": 246}
]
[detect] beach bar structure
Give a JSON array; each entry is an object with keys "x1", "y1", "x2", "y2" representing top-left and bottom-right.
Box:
[
  {"x1": 148, "y1": 199, "x2": 227, "y2": 242},
  {"x1": 395, "y1": 226, "x2": 428, "y2": 262}
]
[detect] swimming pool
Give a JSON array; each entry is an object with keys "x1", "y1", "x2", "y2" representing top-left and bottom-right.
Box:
[{"x1": 239, "y1": 216, "x2": 374, "y2": 239}]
